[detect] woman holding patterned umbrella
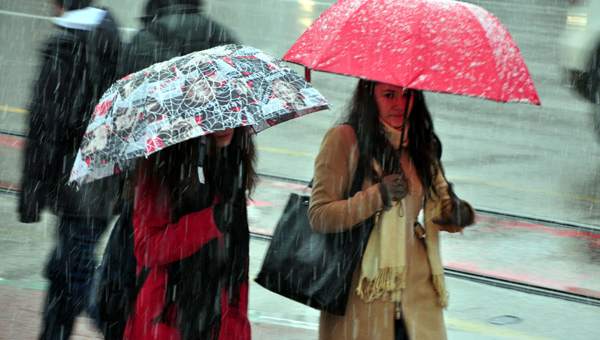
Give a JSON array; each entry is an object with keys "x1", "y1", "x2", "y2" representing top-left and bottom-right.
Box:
[
  {"x1": 123, "y1": 128, "x2": 255, "y2": 340},
  {"x1": 69, "y1": 44, "x2": 330, "y2": 340}
]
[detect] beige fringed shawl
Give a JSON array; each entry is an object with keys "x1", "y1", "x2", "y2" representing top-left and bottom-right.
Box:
[
  {"x1": 356, "y1": 202, "x2": 448, "y2": 308},
  {"x1": 355, "y1": 121, "x2": 448, "y2": 308}
]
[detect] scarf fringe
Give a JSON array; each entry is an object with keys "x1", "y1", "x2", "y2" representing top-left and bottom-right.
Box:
[
  {"x1": 356, "y1": 267, "x2": 406, "y2": 303},
  {"x1": 432, "y1": 273, "x2": 448, "y2": 308}
]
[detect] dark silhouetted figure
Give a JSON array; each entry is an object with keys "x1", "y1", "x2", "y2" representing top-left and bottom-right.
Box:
[
  {"x1": 119, "y1": 0, "x2": 238, "y2": 77},
  {"x1": 18, "y1": 1, "x2": 121, "y2": 339}
]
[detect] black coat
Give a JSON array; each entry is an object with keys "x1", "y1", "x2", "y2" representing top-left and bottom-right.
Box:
[
  {"x1": 19, "y1": 8, "x2": 121, "y2": 223},
  {"x1": 119, "y1": 4, "x2": 238, "y2": 77}
]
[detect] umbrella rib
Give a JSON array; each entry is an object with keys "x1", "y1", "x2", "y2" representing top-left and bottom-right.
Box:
[
  {"x1": 459, "y1": 2, "x2": 505, "y2": 102},
  {"x1": 313, "y1": 0, "x2": 372, "y2": 72},
  {"x1": 171, "y1": 65, "x2": 189, "y2": 124},
  {"x1": 200, "y1": 61, "x2": 227, "y2": 131},
  {"x1": 403, "y1": 0, "x2": 425, "y2": 89}
]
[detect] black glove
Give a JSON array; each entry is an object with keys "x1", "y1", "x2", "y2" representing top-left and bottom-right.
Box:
[
  {"x1": 18, "y1": 187, "x2": 42, "y2": 223},
  {"x1": 378, "y1": 173, "x2": 409, "y2": 210},
  {"x1": 433, "y1": 183, "x2": 475, "y2": 228},
  {"x1": 18, "y1": 200, "x2": 41, "y2": 223}
]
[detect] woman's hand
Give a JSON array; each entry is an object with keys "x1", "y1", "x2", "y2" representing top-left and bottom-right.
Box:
[
  {"x1": 434, "y1": 196, "x2": 475, "y2": 231},
  {"x1": 379, "y1": 173, "x2": 409, "y2": 209}
]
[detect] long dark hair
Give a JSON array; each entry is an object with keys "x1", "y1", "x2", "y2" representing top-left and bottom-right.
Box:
[
  {"x1": 143, "y1": 127, "x2": 256, "y2": 339},
  {"x1": 344, "y1": 79, "x2": 439, "y2": 194}
]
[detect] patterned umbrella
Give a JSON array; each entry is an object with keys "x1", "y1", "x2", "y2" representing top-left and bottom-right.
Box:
[{"x1": 70, "y1": 44, "x2": 329, "y2": 185}]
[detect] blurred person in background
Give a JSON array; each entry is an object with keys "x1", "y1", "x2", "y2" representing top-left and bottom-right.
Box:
[
  {"x1": 119, "y1": 0, "x2": 238, "y2": 77},
  {"x1": 17, "y1": 0, "x2": 121, "y2": 339},
  {"x1": 559, "y1": 1, "x2": 600, "y2": 139}
]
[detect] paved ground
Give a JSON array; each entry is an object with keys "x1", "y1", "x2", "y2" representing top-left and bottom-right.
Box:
[
  {"x1": 1, "y1": 178, "x2": 600, "y2": 340},
  {"x1": 2, "y1": 131, "x2": 600, "y2": 300}
]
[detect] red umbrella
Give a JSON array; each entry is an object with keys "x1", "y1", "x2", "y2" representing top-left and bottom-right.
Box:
[{"x1": 284, "y1": 0, "x2": 540, "y2": 105}]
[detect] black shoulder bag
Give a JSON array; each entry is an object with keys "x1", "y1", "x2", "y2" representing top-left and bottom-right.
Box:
[
  {"x1": 255, "y1": 151, "x2": 374, "y2": 316},
  {"x1": 91, "y1": 201, "x2": 149, "y2": 340}
]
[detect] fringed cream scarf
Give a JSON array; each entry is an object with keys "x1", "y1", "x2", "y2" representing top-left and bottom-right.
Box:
[{"x1": 355, "y1": 121, "x2": 448, "y2": 308}]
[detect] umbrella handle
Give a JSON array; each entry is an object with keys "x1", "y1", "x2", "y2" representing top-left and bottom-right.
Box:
[
  {"x1": 397, "y1": 92, "x2": 411, "y2": 161},
  {"x1": 304, "y1": 67, "x2": 311, "y2": 82}
]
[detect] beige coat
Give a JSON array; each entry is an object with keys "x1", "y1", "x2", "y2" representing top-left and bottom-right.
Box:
[{"x1": 309, "y1": 125, "x2": 460, "y2": 340}]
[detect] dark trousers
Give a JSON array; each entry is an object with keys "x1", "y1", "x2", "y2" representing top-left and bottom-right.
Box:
[
  {"x1": 38, "y1": 215, "x2": 108, "y2": 340},
  {"x1": 395, "y1": 318, "x2": 409, "y2": 340}
]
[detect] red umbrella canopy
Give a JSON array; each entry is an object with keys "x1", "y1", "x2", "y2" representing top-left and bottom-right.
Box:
[{"x1": 284, "y1": 0, "x2": 540, "y2": 105}]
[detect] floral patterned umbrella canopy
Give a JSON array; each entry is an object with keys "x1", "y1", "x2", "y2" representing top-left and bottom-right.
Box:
[{"x1": 70, "y1": 44, "x2": 329, "y2": 185}]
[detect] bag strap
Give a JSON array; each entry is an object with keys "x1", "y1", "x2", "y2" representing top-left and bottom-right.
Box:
[
  {"x1": 348, "y1": 147, "x2": 365, "y2": 197},
  {"x1": 134, "y1": 267, "x2": 150, "y2": 297},
  {"x1": 121, "y1": 199, "x2": 151, "y2": 313},
  {"x1": 308, "y1": 124, "x2": 365, "y2": 198}
]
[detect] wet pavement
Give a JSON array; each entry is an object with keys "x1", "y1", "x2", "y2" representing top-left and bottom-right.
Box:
[
  {"x1": 2, "y1": 130, "x2": 600, "y2": 301},
  {"x1": 1, "y1": 133, "x2": 600, "y2": 339},
  {"x1": 1, "y1": 187, "x2": 600, "y2": 340},
  {"x1": 2, "y1": 129, "x2": 600, "y2": 338},
  {"x1": 0, "y1": 136, "x2": 600, "y2": 340}
]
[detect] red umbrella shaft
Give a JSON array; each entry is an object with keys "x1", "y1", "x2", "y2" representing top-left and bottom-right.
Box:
[
  {"x1": 304, "y1": 67, "x2": 311, "y2": 82},
  {"x1": 397, "y1": 94, "x2": 410, "y2": 163}
]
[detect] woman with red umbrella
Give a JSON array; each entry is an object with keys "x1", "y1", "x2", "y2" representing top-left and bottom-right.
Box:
[
  {"x1": 288, "y1": 1, "x2": 539, "y2": 337},
  {"x1": 123, "y1": 127, "x2": 256, "y2": 340},
  {"x1": 308, "y1": 79, "x2": 475, "y2": 340}
]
